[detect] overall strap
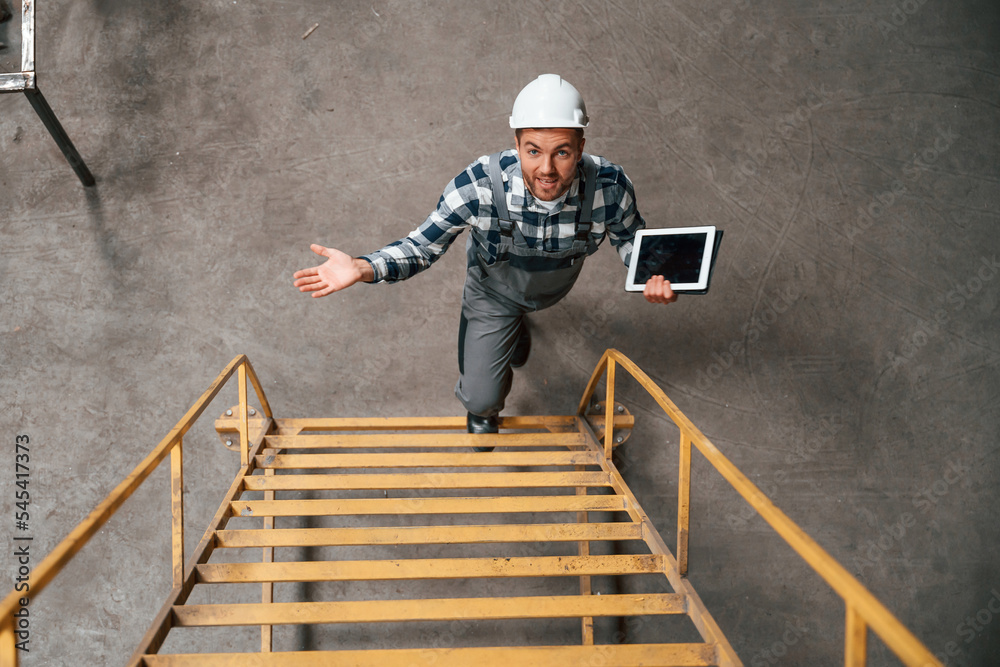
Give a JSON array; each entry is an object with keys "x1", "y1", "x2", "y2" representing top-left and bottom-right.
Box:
[
  {"x1": 487, "y1": 152, "x2": 514, "y2": 236},
  {"x1": 573, "y1": 154, "x2": 598, "y2": 251},
  {"x1": 579, "y1": 154, "x2": 597, "y2": 222}
]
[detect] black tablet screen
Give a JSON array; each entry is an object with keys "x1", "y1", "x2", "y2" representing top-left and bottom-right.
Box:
[{"x1": 634, "y1": 233, "x2": 707, "y2": 285}]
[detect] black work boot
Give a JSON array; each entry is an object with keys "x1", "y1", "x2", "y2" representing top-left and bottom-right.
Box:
[
  {"x1": 510, "y1": 320, "x2": 531, "y2": 369},
  {"x1": 467, "y1": 412, "x2": 498, "y2": 452}
]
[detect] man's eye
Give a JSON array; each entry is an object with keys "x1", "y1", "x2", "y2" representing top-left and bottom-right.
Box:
[
  {"x1": 528, "y1": 149, "x2": 538, "y2": 155},
  {"x1": 558, "y1": 150, "x2": 568, "y2": 156}
]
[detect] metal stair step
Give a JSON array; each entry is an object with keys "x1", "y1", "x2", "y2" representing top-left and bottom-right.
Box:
[
  {"x1": 263, "y1": 432, "x2": 589, "y2": 449},
  {"x1": 229, "y1": 494, "x2": 628, "y2": 518},
  {"x1": 254, "y1": 450, "x2": 602, "y2": 469},
  {"x1": 266, "y1": 415, "x2": 581, "y2": 432},
  {"x1": 195, "y1": 554, "x2": 666, "y2": 583},
  {"x1": 141, "y1": 643, "x2": 718, "y2": 666},
  {"x1": 214, "y1": 522, "x2": 643, "y2": 548},
  {"x1": 241, "y1": 470, "x2": 611, "y2": 491},
  {"x1": 172, "y1": 593, "x2": 687, "y2": 626}
]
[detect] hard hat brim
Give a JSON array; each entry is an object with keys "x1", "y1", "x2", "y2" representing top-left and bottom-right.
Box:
[{"x1": 509, "y1": 118, "x2": 589, "y2": 129}]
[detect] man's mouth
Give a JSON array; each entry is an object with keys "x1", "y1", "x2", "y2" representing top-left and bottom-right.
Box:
[{"x1": 537, "y1": 177, "x2": 558, "y2": 187}]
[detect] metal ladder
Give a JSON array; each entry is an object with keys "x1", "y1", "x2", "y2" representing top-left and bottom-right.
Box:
[{"x1": 132, "y1": 411, "x2": 738, "y2": 666}]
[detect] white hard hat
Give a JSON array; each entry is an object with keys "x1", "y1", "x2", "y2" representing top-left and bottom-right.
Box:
[{"x1": 509, "y1": 74, "x2": 589, "y2": 129}]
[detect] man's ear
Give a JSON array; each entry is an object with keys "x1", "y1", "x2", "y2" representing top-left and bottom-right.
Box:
[{"x1": 578, "y1": 136, "x2": 586, "y2": 155}]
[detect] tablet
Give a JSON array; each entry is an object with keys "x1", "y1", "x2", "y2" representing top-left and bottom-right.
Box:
[{"x1": 625, "y1": 226, "x2": 719, "y2": 293}]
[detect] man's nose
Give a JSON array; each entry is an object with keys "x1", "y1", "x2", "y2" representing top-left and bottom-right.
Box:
[{"x1": 540, "y1": 155, "x2": 554, "y2": 173}]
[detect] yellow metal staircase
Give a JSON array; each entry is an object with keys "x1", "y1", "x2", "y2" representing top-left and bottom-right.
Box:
[
  {"x1": 137, "y1": 414, "x2": 733, "y2": 666},
  {"x1": 0, "y1": 352, "x2": 943, "y2": 666}
]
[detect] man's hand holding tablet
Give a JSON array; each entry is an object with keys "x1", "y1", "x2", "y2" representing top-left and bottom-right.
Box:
[
  {"x1": 626, "y1": 226, "x2": 722, "y2": 296},
  {"x1": 643, "y1": 275, "x2": 678, "y2": 304}
]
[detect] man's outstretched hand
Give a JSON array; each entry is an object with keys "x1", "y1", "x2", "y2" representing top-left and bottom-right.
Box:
[
  {"x1": 643, "y1": 275, "x2": 677, "y2": 305},
  {"x1": 293, "y1": 244, "x2": 375, "y2": 298}
]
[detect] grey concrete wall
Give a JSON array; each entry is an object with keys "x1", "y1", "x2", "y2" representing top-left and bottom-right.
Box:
[{"x1": 1, "y1": 0, "x2": 998, "y2": 665}]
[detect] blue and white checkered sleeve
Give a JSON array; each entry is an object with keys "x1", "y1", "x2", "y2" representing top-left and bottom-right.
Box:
[
  {"x1": 600, "y1": 167, "x2": 646, "y2": 267},
  {"x1": 360, "y1": 162, "x2": 484, "y2": 283}
]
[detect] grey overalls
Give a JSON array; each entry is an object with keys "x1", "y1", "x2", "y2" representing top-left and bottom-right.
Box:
[{"x1": 455, "y1": 152, "x2": 598, "y2": 417}]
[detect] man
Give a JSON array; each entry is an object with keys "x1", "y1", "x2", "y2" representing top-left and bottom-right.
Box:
[{"x1": 293, "y1": 74, "x2": 675, "y2": 442}]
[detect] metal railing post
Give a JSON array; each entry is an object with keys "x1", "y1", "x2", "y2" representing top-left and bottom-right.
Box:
[
  {"x1": 239, "y1": 363, "x2": 249, "y2": 468},
  {"x1": 678, "y1": 430, "x2": 692, "y2": 576},
  {"x1": 21, "y1": 0, "x2": 34, "y2": 73},
  {"x1": 575, "y1": 461, "x2": 594, "y2": 645},
  {"x1": 170, "y1": 438, "x2": 184, "y2": 589},
  {"x1": 261, "y1": 464, "x2": 276, "y2": 652},
  {"x1": 603, "y1": 358, "x2": 616, "y2": 459},
  {"x1": 846, "y1": 605, "x2": 868, "y2": 666}
]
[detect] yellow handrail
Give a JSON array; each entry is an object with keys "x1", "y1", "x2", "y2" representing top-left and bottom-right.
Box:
[
  {"x1": 0, "y1": 355, "x2": 272, "y2": 665},
  {"x1": 578, "y1": 348, "x2": 941, "y2": 667}
]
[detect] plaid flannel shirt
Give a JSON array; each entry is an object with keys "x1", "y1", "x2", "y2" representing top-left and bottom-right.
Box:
[{"x1": 361, "y1": 149, "x2": 646, "y2": 283}]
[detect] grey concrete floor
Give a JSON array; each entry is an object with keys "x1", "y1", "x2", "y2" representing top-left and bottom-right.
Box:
[{"x1": 2, "y1": 0, "x2": 999, "y2": 664}]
